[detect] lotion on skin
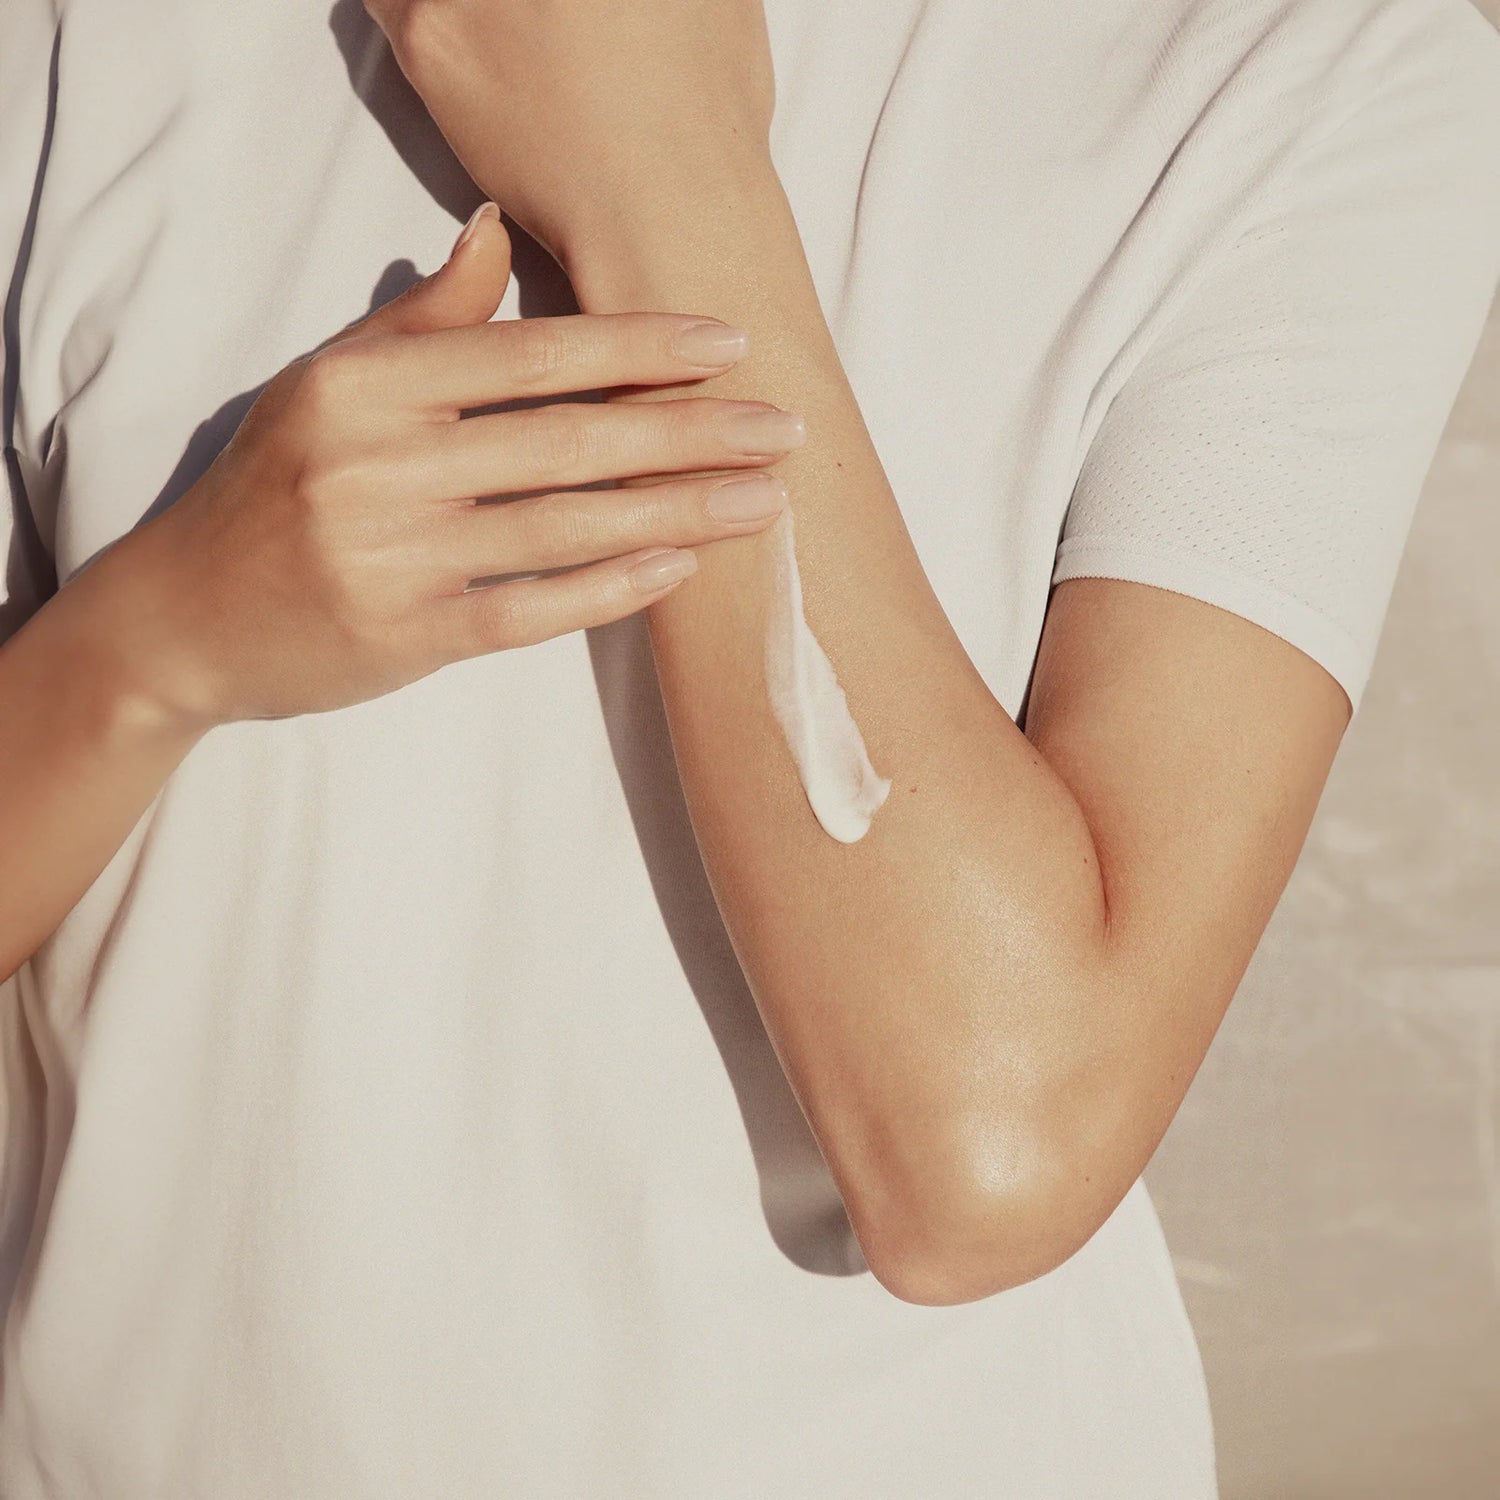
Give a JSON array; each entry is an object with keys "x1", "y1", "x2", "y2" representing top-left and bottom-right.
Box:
[{"x1": 764, "y1": 508, "x2": 892, "y2": 842}]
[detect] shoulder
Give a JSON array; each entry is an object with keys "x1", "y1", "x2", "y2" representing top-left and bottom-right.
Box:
[
  {"x1": 1296, "y1": 0, "x2": 1500, "y2": 139},
  {"x1": 1131, "y1": 0, "x2": 1500, "y2": 257},
  {"x1": 1280, "y1": 0, "x2": 1500, "y2": 289},
  {"x1": 1158, "y1": 0, "x2": 1500, "y2": 143},
  {"x1": 1225, "y1": 0, "x2": 1500, "y2": 135},
  {"x1": 1181, "y1": 0, "x2": 1500, "y2": 289}
]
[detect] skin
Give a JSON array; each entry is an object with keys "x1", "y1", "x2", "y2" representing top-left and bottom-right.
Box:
[
  {"x1": 366, "y1": 0, "x2": 1353, "y2": 1305},
  {"x1": 0, "y1": 204, "x2": 807, "y2": 980}
]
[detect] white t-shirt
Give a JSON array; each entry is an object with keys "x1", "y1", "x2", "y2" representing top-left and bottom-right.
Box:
[{"x1": 2, "y1": 1, "x2": 1498, "y2": 1495}]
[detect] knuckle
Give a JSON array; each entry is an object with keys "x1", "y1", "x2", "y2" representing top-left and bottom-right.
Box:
[
  {"x1": 289, "y1": 452, "x2": 369, "y2": 517},
  {"x1": 508, "y1": 321, "x2": 579, "y2": 388},
  {"x1": 297, "y1": 342, "x2": 375, "y2": 411},
  {"x1": 287, "y1": 456, "x2": 333, "y2": 518},
  {"x1": 471, "y1": 583, "x2": 532, "y2": 651},
  {"x1": 620, "y1": 311, "x2": 684, "y2": 366},
  {"x1": 521, "y1": 406, "x2": 604, "y2": 480},
  {"x1": 329, "y1": 592, "x2": 380, "y2": 657},
  {"x1": 604, "y1": 491, "x2": 669, "y2": 546},
  {"x1": 382, "y1": 0, "x2": 448, "y2": 61},
  {"x1": 669, "y1": 397, "x2": 726, "y2": 446},
  {"x1": 510, "y1": 492, "x2": 598, "y2": 563},
  {"x1": 616, "y1": 403, "x2": 683, "y2": 464}
]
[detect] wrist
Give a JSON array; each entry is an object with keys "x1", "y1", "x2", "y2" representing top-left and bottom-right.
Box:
[
  {"x1": 65, "y1": 528, "x2": 227, "y2": 743},
  {"x1": 559, "y1": 145, "x2": 786, "y2": 308}
]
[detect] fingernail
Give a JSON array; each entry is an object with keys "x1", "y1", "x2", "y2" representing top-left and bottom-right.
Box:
[
  {"x1": 721, "y1": 408, "x2": 808, "y2": 455},
  {"x1": 707, "y1": 473, "x2": 789, "y2": 523},
  {"x1": 452, "y1": 200, "x2": 499, "y2": 257},
  {"x1": 630, "y1": 548, "x2": 699, "y2": 592},
  {"x1": 674, "y1": 321, "x2": 750, "y2": 366}
]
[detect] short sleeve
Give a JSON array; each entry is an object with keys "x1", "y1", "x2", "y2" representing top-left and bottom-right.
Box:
[
  {"x1": 1051, "y1": 9, "x2": 1500, "y2": 718},
  {"x1": 1, "y1": 3, "x2": 60, "y2": 649}
]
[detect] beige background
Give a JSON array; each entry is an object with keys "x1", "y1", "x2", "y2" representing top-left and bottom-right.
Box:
[{"x1": 1144, "y1": 3, "x2": 1500, "y2": 1493}]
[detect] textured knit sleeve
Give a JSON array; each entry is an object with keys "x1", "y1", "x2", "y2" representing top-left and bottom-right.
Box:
[
  {"x1": 1051, "y1": 5, "x2": 1500, "y2": 718},
  {"x1": 1, "y1": 2, "x2": 60, "y2": 649}
]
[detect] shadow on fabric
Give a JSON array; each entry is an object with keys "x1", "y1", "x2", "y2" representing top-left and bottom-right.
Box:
[{"x1": 83, "y1": 1, "x2": 869, "y2": 1281}]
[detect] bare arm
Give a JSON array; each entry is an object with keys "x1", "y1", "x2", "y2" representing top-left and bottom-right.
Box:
[
  {"x1": 556, "y1": 159, "x2": 1350, "y2": 1305},
  {"x1": 0, "y1": 552, "x2": 209, "y2": 983}
]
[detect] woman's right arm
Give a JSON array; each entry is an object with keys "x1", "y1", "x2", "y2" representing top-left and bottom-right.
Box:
[{"x1": 0, "y1": 203, "x2": 805, "y2": 981}]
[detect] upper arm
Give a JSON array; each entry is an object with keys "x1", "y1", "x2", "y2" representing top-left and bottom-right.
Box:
[
  {"x1": 1020, "y1": 2, "x2": 1500, "y2": 1252},
  {"x1": 1023, "y1": 573, "x2": 1347, "y2": 1198}
]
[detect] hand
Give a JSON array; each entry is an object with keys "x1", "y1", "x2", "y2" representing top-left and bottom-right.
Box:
[
  {"x1": 361, "y1": 0, "x2": 777, "y2": 269},
  {"x1": 101, "y1": 204, "x2": 804, "y2": 730}
]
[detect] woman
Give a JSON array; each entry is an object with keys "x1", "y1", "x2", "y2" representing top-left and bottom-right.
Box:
[{"x1": 2, "y1": 0, "x2": 1497, "y2": 1493}]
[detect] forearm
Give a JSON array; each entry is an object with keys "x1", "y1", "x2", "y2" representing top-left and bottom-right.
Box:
[
  {"x1": 0, "y1": 537, "x2": 209, "y2": 981},
  {"x1": 562, "y1": 161, "x2": 1133, "y2": 1299}
]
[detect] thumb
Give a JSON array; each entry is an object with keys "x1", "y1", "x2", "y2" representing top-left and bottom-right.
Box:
[{"x1": 334, "y1": 201, "x2": 511, "y2": 346}]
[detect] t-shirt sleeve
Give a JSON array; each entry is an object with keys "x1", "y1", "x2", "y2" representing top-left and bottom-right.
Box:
[
  {"x1": 1, "y1": 3, "x2": 59, "y2": 649},
  {"x1": 1051, "y1": 11, "x2": 1500, "y2": 719}
]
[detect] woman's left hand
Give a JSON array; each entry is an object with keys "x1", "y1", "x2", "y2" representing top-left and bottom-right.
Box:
[{"x1": 362, "y1": 0, "x2": 777, "y2": 270}]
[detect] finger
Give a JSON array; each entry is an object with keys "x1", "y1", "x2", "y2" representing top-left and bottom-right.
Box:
[
  {"x1": 327, "y1": 201, "x2": 512, "y2": 349},
  {"x1": 360, "y1": 310, "x2": 751, "y2": 415},
  {"x1": 401, "y1": 397, "x2": 808, "y2": 501},
  {"x1": 438, "y1": 545, "x2": 701, "y2": 660},
  {"x1": 440, "y1": 471, "x2": 790, "y2": 582}
]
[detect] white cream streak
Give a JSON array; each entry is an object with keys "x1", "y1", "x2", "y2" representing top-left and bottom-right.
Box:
[{"x1": 764, "y1": 508, "x2": 892, "y2": 843}]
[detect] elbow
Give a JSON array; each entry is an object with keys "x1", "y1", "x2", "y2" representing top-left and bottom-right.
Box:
[{"x1": 854, "y1": 1127, "x2": 1111, "y2": 1308}]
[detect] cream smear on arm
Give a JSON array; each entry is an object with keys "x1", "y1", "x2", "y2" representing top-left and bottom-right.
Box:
[{"x1": 764, "y1": 508, "x2": 892, "y2": 843}]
